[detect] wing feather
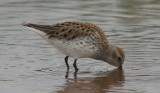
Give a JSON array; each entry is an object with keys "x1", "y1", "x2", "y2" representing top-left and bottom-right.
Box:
[{"x1": 22, "y1": 21, "x2": 109, "y2": 45}]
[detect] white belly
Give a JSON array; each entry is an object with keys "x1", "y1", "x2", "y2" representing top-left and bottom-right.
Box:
[{"x1": 48, "y1": 37, "x2": 99, "y2": 58}]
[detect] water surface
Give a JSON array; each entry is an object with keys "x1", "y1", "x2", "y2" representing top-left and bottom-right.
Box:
[{"x1": 0, "y1": 0, "x2": 160, "y2": 93}]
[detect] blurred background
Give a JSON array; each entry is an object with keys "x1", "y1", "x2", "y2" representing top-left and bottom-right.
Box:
[{"x1": 0, "y1": 0, "x2": 160, "y2": 93}]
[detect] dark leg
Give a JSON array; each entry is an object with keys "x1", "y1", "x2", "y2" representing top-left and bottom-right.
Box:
[
  {"x1": 65, "y1": 56, "x2": 69, "y2": 70},
  {"x1": 73, "y1": 59, "x2": 79, "y2": 72}
]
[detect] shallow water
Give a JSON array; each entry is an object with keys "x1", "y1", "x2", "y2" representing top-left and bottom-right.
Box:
[{"x1": 0, "y1": 0, "x2": 160, "y2": 93}]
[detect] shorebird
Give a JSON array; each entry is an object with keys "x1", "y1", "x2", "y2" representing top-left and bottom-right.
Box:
[{"x1": 22, "y1": 21, "x2": 125, "y2": 71}]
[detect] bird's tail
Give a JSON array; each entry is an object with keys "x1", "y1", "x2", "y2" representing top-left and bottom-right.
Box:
[
  {"x1": 22, "y1": 22, "x2": 53, "y2": 33},
  {"x1": 22, "y1": 22, "x2": 57, "y2": 36}
]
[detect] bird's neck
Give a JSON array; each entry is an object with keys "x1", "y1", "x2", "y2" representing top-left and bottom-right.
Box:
[{"x1": 92, "y1": 44, "x2": 114, "y2": 61}]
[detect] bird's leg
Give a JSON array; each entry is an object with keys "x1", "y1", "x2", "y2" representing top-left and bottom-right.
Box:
[
  {"x1": 65, "y1": 56, "x2": 69, "y2": 70},
  {"x1": 73, "y1": 59, "x2": 79, "y2": 72}
]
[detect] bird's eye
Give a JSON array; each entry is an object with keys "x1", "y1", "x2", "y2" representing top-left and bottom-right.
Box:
[{"x1": 118, "y1": 57, "x2": 121, "y2": 62}]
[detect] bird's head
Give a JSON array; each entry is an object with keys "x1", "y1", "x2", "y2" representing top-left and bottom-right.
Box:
[{"x1": 103, "y1": 44, "x2": 125, "y2": 69}]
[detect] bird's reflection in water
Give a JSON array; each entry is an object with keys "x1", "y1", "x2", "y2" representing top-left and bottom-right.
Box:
[
  {"x1": 56, "y1": 69, "x2": 125, "y2": 93},
  {"x1": 65, "y1": 70, "x2": 79, "y2": 79}
]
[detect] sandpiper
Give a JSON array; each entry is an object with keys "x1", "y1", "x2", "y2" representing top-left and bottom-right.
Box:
[{"x1": 22, "y1": 21, "x2": 125, "y2": 71}]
